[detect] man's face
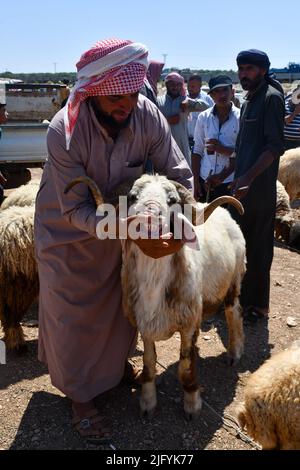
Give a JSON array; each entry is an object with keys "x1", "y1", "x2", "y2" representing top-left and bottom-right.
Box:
[
  {"x1": 0, "y1": 106, "x2": 8, "y2": 125},
  {"x1": 210, "y1": 86, "x2": 233, "y2": 107},
  {"x1": 238, "y1": 64, "x2": 266, "y2": 91},
  {"x1": 187, "y1": 79, "x2": 201, "y2": 97},
  {"x1": 93, "y1": 92, "x2": 139, "y2": 124},
  {"x1": 166, "y1": 81, "x2": 182, "y2": 98}
]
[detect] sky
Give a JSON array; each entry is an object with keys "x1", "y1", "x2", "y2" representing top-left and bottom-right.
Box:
[{"x1": 1, "y1": 0, "x2": 300, "y2": 74}]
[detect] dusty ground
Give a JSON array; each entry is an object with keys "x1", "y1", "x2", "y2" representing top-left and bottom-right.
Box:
[{"x1": 0, "y1": 170, "x2": 299, "y2": 451}]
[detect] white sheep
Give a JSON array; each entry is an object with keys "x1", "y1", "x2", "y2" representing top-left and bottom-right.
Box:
[
  {"x1": 278, "y1": 147, "x2": 300, "y2": 202},
  {"x1": 0, "y1": 204, "x2": 38, "y2": 352},
  {"x1": 237, "y1": 341, "x2": 300, "y2": 450},
  {"x1": 275, "y1": 180, "x2": 300, "y2": 250},
  {"x1": 1, "y1": 180, "x2": 40, "y2": 210},
  {"x1": 65, "y1": 174, "x2": 246, "y2": 418}
]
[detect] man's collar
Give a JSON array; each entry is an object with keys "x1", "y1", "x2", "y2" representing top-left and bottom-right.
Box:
[{"x1": 212, "y1": 102, "x2": 233, "y2": 116}]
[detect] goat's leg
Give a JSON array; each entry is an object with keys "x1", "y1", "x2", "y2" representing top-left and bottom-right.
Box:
[
  {"x1": 1, "y1": 307, "x2": 27, "y2": 353},
  {"x1": 139, "y1": 337, "x2": 157, "y2": 417},
  {"x1": 178, "y1": 328, "x2": 201, "y2": 418},
  {"x1": 1, "y1": 277, "x2": 38, "y2": 353},
  {"x1": 224, "y1": 285, "x2": 244, "y2": 365}
]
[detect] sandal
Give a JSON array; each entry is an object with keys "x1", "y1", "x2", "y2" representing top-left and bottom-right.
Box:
[{"x1": 72, "y1": 408, "x2": 111, "y2": 443}]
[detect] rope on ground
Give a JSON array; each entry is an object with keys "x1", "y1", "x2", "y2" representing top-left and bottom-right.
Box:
[
  {"x1": 202, "y1": 400, "x2": 261, "y2": 450},
  {"x1": 154, "y1": 356, "x2": 261, "y2": 450}
]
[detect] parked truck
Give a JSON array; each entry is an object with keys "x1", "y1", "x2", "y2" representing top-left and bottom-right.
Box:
[{"x1": 0, "y1": 81, "x2": 68, "y2": 187}]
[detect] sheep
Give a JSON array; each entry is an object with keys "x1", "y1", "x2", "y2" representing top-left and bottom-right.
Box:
[
  {"x1": 289, "y1": 220, "x2": 300, "y2": 251},
  {"x1": 1, "y1": 180, "x2": 40, "y2": 210},
  {"x1": 278, "y1": 147, "x2": 300, "y2": 203},
  {"x1": 65, "y1": 174, "x2": 246, "y2": 418},
  {"x1": 275, "y1": 180, "x2": 294, "y2": 243},
  {"x1": 275, "y1": 180, "x2": 300, "y2": 250},
  {"x1": 237, "y1": 341, "x2": 300, "y2": 450},
  {"x1": 0, "y1": 204, "x2": 38, "y2": 352}
]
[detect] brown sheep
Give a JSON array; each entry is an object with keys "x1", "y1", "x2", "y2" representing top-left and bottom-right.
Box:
[
  {"x1": 0, "y1": 205, "x2": 38, "y2": 352},
  {"x1": 237, "y1": 341, "x2": 300, "y2": 450}
]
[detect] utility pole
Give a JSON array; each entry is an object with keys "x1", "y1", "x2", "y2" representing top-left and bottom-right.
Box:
[
  {"x1": 53, "y1": 62, "x2": 57, "y2": 74},
  {"x1": 162, "y1": 54, "x2": 167, "y2": 66}
]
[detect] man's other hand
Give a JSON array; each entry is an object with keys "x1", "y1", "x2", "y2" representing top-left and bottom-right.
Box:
[{"x1": 230, "y1": 175, "x2": 252, "y2": 200}]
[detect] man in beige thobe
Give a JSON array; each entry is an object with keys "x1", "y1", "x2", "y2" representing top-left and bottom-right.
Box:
[{"x1": 34, "y1": 38, "x2": 193, "y2": 439}]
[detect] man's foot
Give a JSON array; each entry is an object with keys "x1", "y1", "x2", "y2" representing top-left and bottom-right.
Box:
[{"x1": 72, "y1": 401, "x2": 111, "y2": 442}]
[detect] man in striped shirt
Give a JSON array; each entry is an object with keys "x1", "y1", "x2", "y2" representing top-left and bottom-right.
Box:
[{"x1": 284, "y1": 90, "x2": 300, "y2": 150}]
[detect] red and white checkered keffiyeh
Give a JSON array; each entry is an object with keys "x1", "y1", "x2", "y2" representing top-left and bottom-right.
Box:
[{"x1": 64, "y1": 38, "x2": 148, "y2": 149}]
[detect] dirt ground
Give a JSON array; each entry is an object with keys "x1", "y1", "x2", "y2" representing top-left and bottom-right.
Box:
[{"x1": 0, "y1": 170, "x2": 299, "y2": 451}]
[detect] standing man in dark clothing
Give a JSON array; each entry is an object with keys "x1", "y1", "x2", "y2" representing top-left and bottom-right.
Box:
[{"x1": 230, "y1": 49, "x2": 285, "y2": 320}]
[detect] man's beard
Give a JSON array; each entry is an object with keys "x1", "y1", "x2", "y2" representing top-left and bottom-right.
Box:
[
  {"x1": 240, "y1": 76, "x2": 263, "y2": 91},
  {"x1": 91, "y1": 99, "x2": 131, "y2": 130},
  {"x1": 98, "y1": 112, "x2": 131, "y2": 130},
  {"x1": 167, "y1": 90, "x2": 180, "y2": 99}
]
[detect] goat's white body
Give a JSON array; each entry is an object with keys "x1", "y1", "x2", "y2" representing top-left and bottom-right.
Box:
[
  {"x1": 68, "y1": 172, "x2": 246, "y2": 416},
  {"x1": 122, "y1": 205, "x2": 246, "y2": 340}
]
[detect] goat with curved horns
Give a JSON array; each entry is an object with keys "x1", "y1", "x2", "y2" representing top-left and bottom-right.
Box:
[{"x1": 65, "y1": 174, "x2": 245, "y2": 418}]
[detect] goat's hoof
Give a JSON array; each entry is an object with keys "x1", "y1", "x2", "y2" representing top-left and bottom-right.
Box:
[
  {"x1": 140, "y1": 407, "x2": 155, "y2": 419},
  {"x1": 227, "y1": 355, "x2": 237, "y2": 366},
  {"x1": 5, "y1": 342, "x2": 28, "y2": 355},
  {"x1": 184, "y1": 410, "x2": 199, "y2": 421},
  {"x1": 227, "y1": 345, "x2": 243, "y2": 366},
  {"x1": 139, "y1": 397, "x2": 157, "y2": 419},
  {"x1": 227, "y1": 351, "x2": 243, "y2": 366},
  {"x1": 183, "y1": 391, "x2": 202, "y2": 419},
  {"x1": 15, "y1": 343, "x2": 29, "y2": 355}
]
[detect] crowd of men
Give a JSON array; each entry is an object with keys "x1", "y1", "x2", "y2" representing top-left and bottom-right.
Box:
[{"x1": 1, "y1": 40, "x2": 299, "y2": 441}]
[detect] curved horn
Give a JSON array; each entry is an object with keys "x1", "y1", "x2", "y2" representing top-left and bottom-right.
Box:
[
  {"x1": 203, "y1": 196, "x2": 244, "y2": 222},
  {"x1": 64, "y1": 176, "x2": 104, "y2": 207}
]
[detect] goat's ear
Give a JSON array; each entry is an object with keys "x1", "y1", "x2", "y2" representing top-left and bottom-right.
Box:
[
  {"x1": 169, "y1": 180, "x2": 196, "y2": 205},
  {"x1": 169, "y1": 180, "x2": 203, "y2": 226},
  {"x1": 173, "y1": 213, "x2": 200, "y2": 250}
]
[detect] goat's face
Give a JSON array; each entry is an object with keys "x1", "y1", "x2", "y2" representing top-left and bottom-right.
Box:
[
  {"x1": 126, "y1": 174, "x2": 192, "y2": 239},
  {"x1": 128, "y1": 174, "x2": 181, "y2": 216}
]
